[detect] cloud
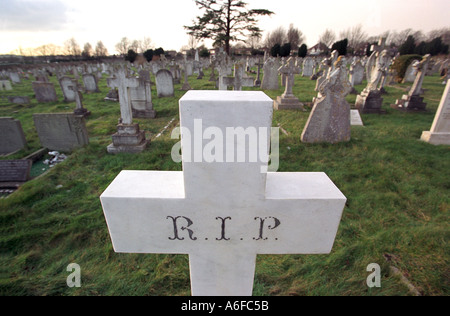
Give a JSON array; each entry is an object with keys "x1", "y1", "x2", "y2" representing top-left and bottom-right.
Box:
[{"x1": 0, "y1": 0, "x2": 68, "y2": 31}]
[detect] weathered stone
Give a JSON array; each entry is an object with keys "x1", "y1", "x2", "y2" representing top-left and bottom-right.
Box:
[{"x1": 0, "y1": 117, "x2": 27, "y2": 155}]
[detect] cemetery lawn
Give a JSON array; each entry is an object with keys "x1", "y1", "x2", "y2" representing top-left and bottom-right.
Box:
[{"x1": 0, "y1": 69, "x2": 448, "y2": 296}]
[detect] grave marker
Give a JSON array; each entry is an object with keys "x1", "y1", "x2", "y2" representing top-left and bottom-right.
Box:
[
  {"x1": 33, "y1": 113, "x2": 89, "y2": 152},
  {"x1": 421, "y1": 80, "x2": 450, "y2": 145},
  {"x1": 0, "y1": 160, "x2": 32, "y2": 188},
  {"x1": 100, "y1": 91, "x2": 346, "y2": 296},
  {"x1": 0, "y1": 117, "x2": 27, "y2": 155}
]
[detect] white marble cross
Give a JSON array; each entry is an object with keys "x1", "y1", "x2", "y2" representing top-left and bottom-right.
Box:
[
  {"x1": 100, "y1": 91, "x2": 346, "y2": 296},
  {"x1": 278, "y1": 57, "x2": 301, "y2": 98},
  {"x1": 107, "y1": 66, "x2": 140, "y2": 125}
]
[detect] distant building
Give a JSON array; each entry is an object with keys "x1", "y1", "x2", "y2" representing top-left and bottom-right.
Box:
[{"x1": 308, "y1": 43, "x2": 329, "y2": 56}]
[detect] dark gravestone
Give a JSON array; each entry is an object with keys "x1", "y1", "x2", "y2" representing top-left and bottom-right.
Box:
[
  {"x1": 32, "y1": 82, "x2": 57, "y2": 103},
  {"x1": 33, "y1": 113, "x2": 89, "y2": 152},
  {"x1": 0, "y1": 160, "x2": 32, "y2": 188},
  {"x1": 0, "y1": 117, "x2": 27, "y2": 155}
]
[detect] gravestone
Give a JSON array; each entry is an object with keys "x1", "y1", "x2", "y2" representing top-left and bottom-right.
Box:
[
  {"x1": 302, "y1": 57, "x2": 314, "y2": 77},
  {"x1": 68, "y1": 81, "x2": 91, "y2": 117},
  {"x1": 106, "y1": 66, "x2": 149, "y2": 154},
  {"x1": 100, "y1": 90, "x2": 346, "y2": 296},
  {"x1": 32, "y1": 82, "x2": 57, "y2": 103},
  {"x1": 0, "y1": 117, "x2": 27, "y2": 155},
  {"x1": 421, "y1": 80, "x2": 450, "y2": 145},
  {"x1": 350, "y1": 110, "x2": 364, "y2": 126},
  {"x1": 222, "y1": 62, "x2": 254, "y2": 91},
  {"x1": 130, "y1": 78, "x2": 156, "y2": 119},
  {"x1": 403, "y1": 60, "x2": 420, "y2": 83},
  {"x1": 155, "y1": 69, "x2": 174, "y2": 98},
  {"x1": 0, "y1": 80, "x2": 13, "y2": 91},
  {"x1": 391, "y1": 54, "x2": 431, "y2": 112},
  {"x1": 355, "y1": 38, "x2": 389, "y2": 114},
  {"x1": 33, "y1": 113, "x2": 89, "y2": 152},
  {"x1": 82, "y1": 74, "x2": 100, "y2": 93},
  {"x1": 349, "y1": 59, "x2": 365, "y2": 86},
  {"x1": 9, "y1": 72, "x2": 21, "y2": 84},
  {"x1": 8, "y1": 96, "x2": 30, "y2": 105},
  {"x1": 274, "y1": 57, "x2": 303, "y2": 110},
  {"x1": 59, "y1": 76, "x2": 77, "y2": 102},
  {"x1": 0, "y1": 160, "x2": 32, "y2": 188},
  {"x1": 302, "y1": 58, "x2": 352, "y2": 143}
]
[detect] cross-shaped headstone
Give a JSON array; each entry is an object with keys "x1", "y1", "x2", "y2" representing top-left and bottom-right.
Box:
[
  {"x1": 100, "y1": 91, "x2": 346, "y2": 296},
  {"x1": 68, "y1": 80, "x2": 90, "y2": 117},
  {"x1": 278, "y1": 57, "x2": 301, "y2": 99},
  {"x1": 222, "y1": 62, "x2": 254, "y2": 91},
  {"x1": 107, "y1": 66, "x2": 140, "y2": 125},
  {"x1": 371, "y1": 37, "x2": 387, "y2": 54}
]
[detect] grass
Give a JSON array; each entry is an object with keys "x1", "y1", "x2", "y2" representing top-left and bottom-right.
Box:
[{"x1": 0, "y1": 64, "x2": 449, "y2": 296}]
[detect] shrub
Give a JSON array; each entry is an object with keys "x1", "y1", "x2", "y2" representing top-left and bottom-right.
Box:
[
  {"x1": 143, "y1": 49, "x2": 154, "y2": 62},
  {"x1": 125, "y1": 49, "x2": 138, "y2": 63},
  {"x1": 270, "y1": 44, "x2": 281, "y2": 57},
  {"x1": 298, "y1": 44, "x2": 308, "y2": 58},
  {"x1": 280, "y1": 43, "x2": 291, "y2": 57}
]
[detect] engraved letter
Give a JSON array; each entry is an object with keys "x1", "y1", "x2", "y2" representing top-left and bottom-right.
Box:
[
  {"x1": 216, "y1": 217, "x2": 231, "y2": 241},
  {"x1": 167, "y1": 216, "x2": 197, "y2": 241}
]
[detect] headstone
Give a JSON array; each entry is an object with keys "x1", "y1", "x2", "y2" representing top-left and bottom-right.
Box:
[
  {"x1": 155, "y1": 69, "x2": 174, "y2": 98},
  {"x1": 32, "y1": 82, "x2": 57, "y2": 103},
  {"x1": 421, "y1": 80, "x2": 450, "y2": 145},
  {"x1": 0, "y1": 117, "x2": 27, "y2": 155},
  {"x1": 301, "y1": 58, "x2": 352, "y2": 143},
  {"x1": 350, "y1": 110, "x2": 364, "y2": 126},
  {"x1": 391, "y1": 54, "x2": 431, "y2": 112},
  {"x1": 82, "y1": 74, "x2": 100, "y2": 93},
  {"x1": 59, "y1": 76, "x2": 77, "y2": 102},
  {"x1": 68, "y1": 81, "x2": 90, "y2": 117},
  {"x1": 349, "y1": 59, "x2": 365, "y2": 86},
  {"x1": 7, "y1": 96, "x2": 30, "y2": 105},
  {"x1": 9, "y1": 72, "x2": 21, "y2": 84},
  {"x1": 33, "y1": 113, "x2": 89, "y2": 152},
  {"x1": 274, "y1": 57, "x2": 303, "y2": 110},
  {"x1": 222, "y1": 62, "x2": 254, "y2": 91},
  {"x1": 403, "y1": 60, "x2": 420, "y2": 83},
  {"x1": 302, "y1": 57, "x2": 314, "y2": 77},
  {"x1": 0, "y1": 160, "x2": 32, "y2": 188},
  {"x1": 100, "y1": 90, "x2": 347, "y2": 296},
  {"x1": 355, "y1": 38, "x2": 388, "y2": 114},
  {"x1": 0, "y1": 80, "x2": 13, "y2": 91},
  {"x1": 106, "y1": 66, "x2": 149, "y2": 154},
  {"x1": 130, "y1": 78, "x2": 156, "y2": 119}
]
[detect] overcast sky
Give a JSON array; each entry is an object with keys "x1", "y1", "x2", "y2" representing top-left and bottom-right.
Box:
[{"x1": 0, "y1": 0, "x2": 449, "y2": 54}]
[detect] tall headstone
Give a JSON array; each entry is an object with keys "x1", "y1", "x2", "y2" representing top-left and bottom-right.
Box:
[
  {"x1": 68, "y1": 81, "x2": 90, "y2": 117},
  {"x1": 33, "y1": 113, "x2": 89, "y2": 152},
  {"x1": 421, "y1": 80, "x2": 450, "y2": 145},
  {"x1": 302, "y1": 57, "x2": 314, "y2": 77},
  {"x1": 155, "y1": 69, "x2": 174, "y2": 98},
  {"x1": 355, "y1": 38, "x2": 389, "y2": 114},
  {"x1": 100, "y1": 90, "x2": 346, "y2": 296},
  {"x1": 106, "y1": 66, "x2": 149, "y2": 154},
  {"x1": 391, "y1": 54, "x2": 431, "y2": 111},
  {"x1": 302, "y1": 58, "x2": 352, "y2": 144},
  {"x1": 0, "y1": 117, "x2": 27, "y2": 155},
  {"x1": 274, "y1": 57, "x2": 303, "y2": 110}
]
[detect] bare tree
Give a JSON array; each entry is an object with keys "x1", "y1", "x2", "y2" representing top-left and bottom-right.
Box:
[
  {"x1": 95, "y1": 41, "x2": 108, "y2": 57},
  {"x1": 115, "y1": 37, "x2": 130, "y2": 55},
  {"x1": 82, "y1": 43, "x2": 93, "y2": 58},
  {"x1": 139, "y1": 37, "x2": 153, "y2": 52},
  {"x1": 264, "y1": 26, "x2": 287, "y2": 49},
  {"x1": 188, "y1": 35, "x2": 200, "y2": 50},
  {"x1": 64, "y1": 38, "x2": 81, "y2": 56},
  {"x1": 319, "y1": 29, "x2": 336, "y2": 48},
  {"x1": 129, "y1": 40, "x2": 140, "y2": 53},
  {"x1": 246, "y1": 33, "x2": 262, "y2": 49},
  {"x1": 287, "y1": 24, "x2": 304, "y2": 50},
  {"x1": 340, "y1": 24, "x2": 368, "y2": 51}
]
